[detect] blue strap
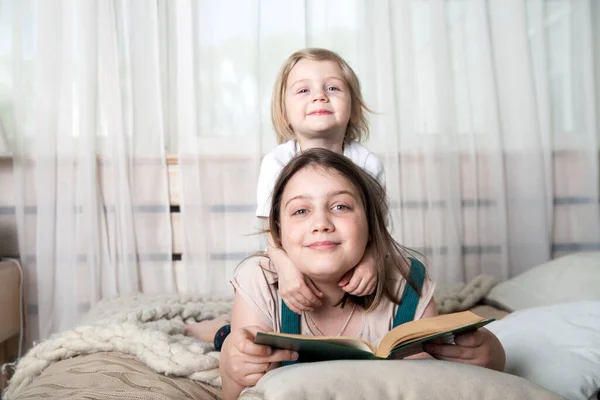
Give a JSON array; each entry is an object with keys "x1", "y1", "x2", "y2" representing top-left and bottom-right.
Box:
[
  {"x1": 279, "y1": 257, "x2": 426, "y2": 363},
  {"x1": 393, "y1": 258, "x2": 426, "y2": 327},
  {"x1": 281, "y1": 301, "x2": 300, "y2": 335},
  {"x1": 280, "y1": 301, "x2": 300, "y2": 366}
]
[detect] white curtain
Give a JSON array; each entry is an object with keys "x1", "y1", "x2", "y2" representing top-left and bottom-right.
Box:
[
  {"x1": 5, "y1": 0, "x2": 172, "y2": 344},
  {"x1": 168, "y1": 0, "x2": 599, "y2": 285},
  {"x1": 1, "y1": 0, "x2": 598, "y2": 343}
]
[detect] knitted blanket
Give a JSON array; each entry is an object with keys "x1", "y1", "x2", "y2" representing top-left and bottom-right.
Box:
[
  {"x1": 435, "y1": 275, "x2": 500, "y2": 315},
  {"x1": 4, "y1": 294, "x2": 232, "y2": 399}
]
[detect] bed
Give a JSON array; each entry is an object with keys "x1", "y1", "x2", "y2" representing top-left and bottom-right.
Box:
[{"x1": 3, "y1": 253, "x2": 599, "y2": 400}]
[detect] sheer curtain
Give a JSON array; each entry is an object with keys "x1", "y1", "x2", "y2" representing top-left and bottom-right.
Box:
[
  {"x1": 1, "y1": 0, "x2": 598, "y2": 343},
  {"x1": 6, "y1": 0, "x2": 171, "y2": 343},
  {"x1": 169, "y1": 0, "x2": 599, "y2": 289}
]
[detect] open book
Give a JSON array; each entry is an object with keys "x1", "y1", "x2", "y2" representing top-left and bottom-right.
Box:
[{"x1": 254, "y1": 311, "x2": 494, "y2": 362}]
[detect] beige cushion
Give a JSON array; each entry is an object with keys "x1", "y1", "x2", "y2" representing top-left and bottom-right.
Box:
[
  {"x1": 485, "y1": 252, "x2": 600, "y2": 312},
  {"x1": 8, "y1": 352, "x2": 221, "y2": 400},
  {"x1": 239, "y1": 360, "x2": 564, "y2": 400}
]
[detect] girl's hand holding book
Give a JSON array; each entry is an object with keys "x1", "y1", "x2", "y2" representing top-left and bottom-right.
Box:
[
  {"x1": 423, "y1": 327, "x2": 505, "y2": 371},
  {"x1": 221, "y1": 326, "x2": 299, "y2": 387}
]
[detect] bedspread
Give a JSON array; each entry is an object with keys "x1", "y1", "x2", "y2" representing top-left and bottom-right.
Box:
[{"x1": 4, "y1": 294, "x2": 232, "y2": 399}]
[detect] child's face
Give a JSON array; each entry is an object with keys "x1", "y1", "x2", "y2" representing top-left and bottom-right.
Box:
[
  {"x1": 284, "y1": 59, "x2": 352, "y2": 142},
  {"x1": 278, "y1": 166, "x2": 368, "y2": 283}
]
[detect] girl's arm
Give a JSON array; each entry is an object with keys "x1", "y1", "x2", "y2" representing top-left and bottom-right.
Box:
[
  {"x1": 262, "y1": 218, "x2": 323, "y2": 314},
  {"x1": 220, "y1": 291, "x2": 298, "y2": 400}
]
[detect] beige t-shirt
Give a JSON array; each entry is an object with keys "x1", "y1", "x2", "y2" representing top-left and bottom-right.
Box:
[{"x1": 230, "y1": 256, "x2": 436, "y2": 346}]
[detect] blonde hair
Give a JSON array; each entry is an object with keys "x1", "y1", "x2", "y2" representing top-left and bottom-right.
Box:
[{"x1": 271, "y1": 48, "x2": 370, "y2": 145}]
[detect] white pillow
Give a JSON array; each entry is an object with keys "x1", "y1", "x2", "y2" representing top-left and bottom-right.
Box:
[
  {"x1": 487, "y1": 301, "x2": 600, "y2": 400},
  {"x1": 486, "y1": 252, "x2": 600, "y2": 311},
  {"x1": 239, "y1": 359, "x2": 563, "y2": 400}
]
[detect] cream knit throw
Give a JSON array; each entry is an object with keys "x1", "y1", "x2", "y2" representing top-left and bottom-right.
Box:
[
  {"x1": 435, "y1": 275, "x2": 500, "y2": 314},
  {"x1": 4, "y1": 293, "x2": 232, "y2": 399}
]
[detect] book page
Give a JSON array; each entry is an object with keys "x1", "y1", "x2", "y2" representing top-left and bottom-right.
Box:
[
  {"x1": 376, "y1": 311, "x2": 488, "y2": 357},
  {"x1": 322, "y1": 338, "x2": 375, "y2": 353}
]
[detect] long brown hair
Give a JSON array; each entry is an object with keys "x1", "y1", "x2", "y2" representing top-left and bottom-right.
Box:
[
  {"x1": 271, "y1": 48, "x2": 371, "y2": 145},
  {"x1": 268, "y1": 148, "x2": 423, "y2": 312}
]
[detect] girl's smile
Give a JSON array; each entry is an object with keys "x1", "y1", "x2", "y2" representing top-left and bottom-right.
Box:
[
  {"x1": 306, "y1": 240, "x2": 341, "y2": 250},
  {"x1": 307, "y1": 109, "x2": 333, "y2": 116}
]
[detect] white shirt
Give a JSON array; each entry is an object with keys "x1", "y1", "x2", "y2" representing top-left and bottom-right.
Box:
[{"x1": 256, "y1": 140, "x2": 386, "y2": 217}]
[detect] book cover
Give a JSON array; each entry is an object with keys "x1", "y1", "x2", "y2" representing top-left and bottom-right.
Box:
[{"x1": 254, "y1": 311, "x2": 494, "y2": 362}]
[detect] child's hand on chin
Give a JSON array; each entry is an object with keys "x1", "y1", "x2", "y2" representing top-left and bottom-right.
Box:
[
  {"x1": 279, "y1": 265, "x2": 323, "y2": 314},
  {"x1": 338, "y1": 244, "x2": 377, "y2": 296}
]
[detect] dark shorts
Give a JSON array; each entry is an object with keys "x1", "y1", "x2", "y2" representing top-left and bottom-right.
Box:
[{"x1": 214, "y1": 324, "x2": 231, "y2": 351}]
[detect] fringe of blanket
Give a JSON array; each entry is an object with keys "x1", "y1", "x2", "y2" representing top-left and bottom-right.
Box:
[{"x1": 3, "y1": 294, "x2": 232, "y2": 400}]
